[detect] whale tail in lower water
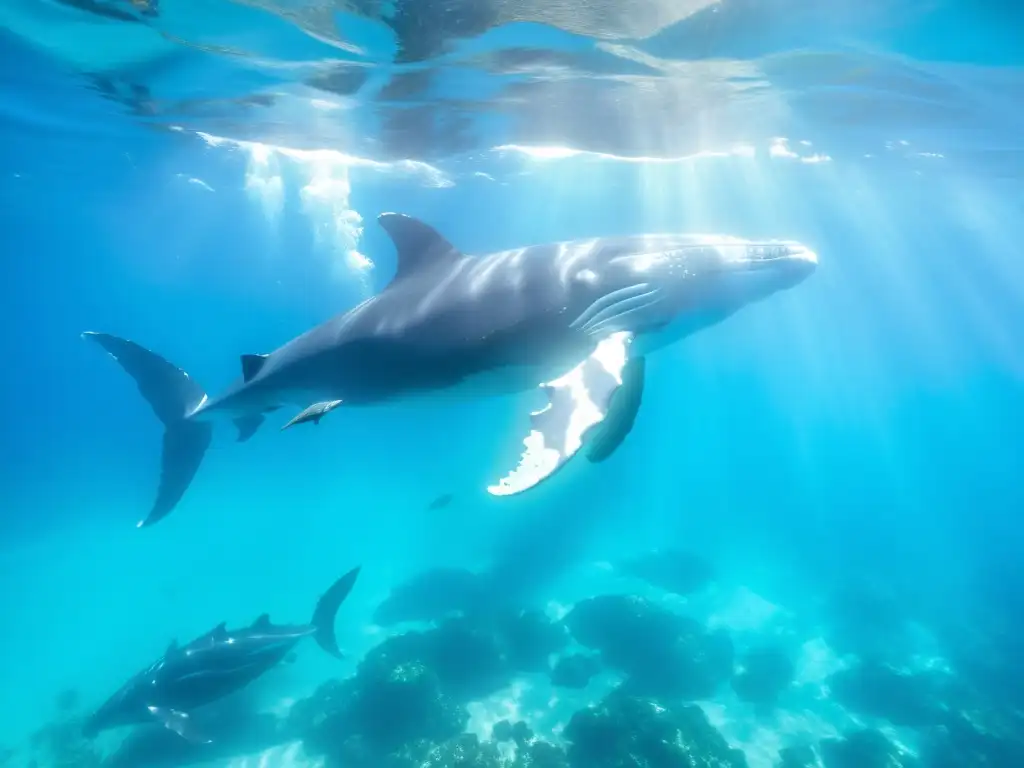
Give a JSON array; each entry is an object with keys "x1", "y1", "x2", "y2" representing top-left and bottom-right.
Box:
[
  {"x1": 82, "y1": 332, "x2": 213, "y2": 529},
  {"x1": 311, "y1": 566, "x2": 361, "y2": 659}
]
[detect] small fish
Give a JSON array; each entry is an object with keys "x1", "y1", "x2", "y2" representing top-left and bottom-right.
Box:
[
  {"x1": 427, "y1": 493, "x2": 454, "y2": 511},
  {"x1": 280, "y1": 400, "x2": 343, "y2": 431}
]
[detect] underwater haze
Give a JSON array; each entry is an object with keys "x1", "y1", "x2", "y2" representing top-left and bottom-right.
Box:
[{"x1": 2, "y1": 0, "x2": 1024, "y2": 766}]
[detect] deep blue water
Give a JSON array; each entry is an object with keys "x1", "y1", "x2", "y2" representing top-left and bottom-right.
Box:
[{"x1": 1, "y1": 2, "x2": 1024, "y2": 767}]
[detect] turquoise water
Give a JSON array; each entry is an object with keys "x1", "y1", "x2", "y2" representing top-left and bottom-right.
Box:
[{"x1": 1, "y1": 1, "x2": 1023, "y2": 767}]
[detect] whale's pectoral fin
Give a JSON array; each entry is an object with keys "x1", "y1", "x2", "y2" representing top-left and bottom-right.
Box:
[
  {"x1": 147, "y1": 706, "x2": 212, "y2": 744},
  {"x1": 233, "y1": 414, "x2": 265, "y2": 443},
  {"x1": 281, "y1": 400, "x2": 343, "y2": 431},
  {"x1": 488, "y1": 331, "x2": 634, "y2": 496},
  {"x1": 586, "y1": 355, "x2": 646, "y2": 463}
]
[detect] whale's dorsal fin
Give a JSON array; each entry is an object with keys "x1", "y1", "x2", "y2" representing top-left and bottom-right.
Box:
[
  {"x1": 241, "y1": 354, "x2": 268, "y2": 382},
  {"x1": 378, "y1": 213, "x2": 461, "y2": 285},
  {"x1": 165, "y1": 639, "x2": 179, "y2": 657},
  {"x1": 206, "y1": 621, "x2": 228, "y2": 641},
  {"x1": 252, "y1": 613, "x2": 271, "y2": 630}
]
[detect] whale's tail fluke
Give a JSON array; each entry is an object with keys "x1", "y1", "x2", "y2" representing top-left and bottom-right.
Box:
[
  {"x1": 82, "y1": 332, "x2": 213, "y2": 528},
  {"x1": 311, "y1": 566, "x2": 361, "y2": 659}
]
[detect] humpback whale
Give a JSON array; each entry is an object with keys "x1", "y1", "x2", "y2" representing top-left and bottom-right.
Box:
[
  {"x1": 82, "y1": 566, "x2": 360, "y2": 742},
  {"x1": 84, "y1": 213, "x2": 817, "y2": 527}
]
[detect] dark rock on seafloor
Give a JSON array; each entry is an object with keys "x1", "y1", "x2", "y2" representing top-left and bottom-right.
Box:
[
  {"x1": 550, "y1": 654, "x2": 602, "y2": 689},
  {"x1": 565, "y1": 594, "x2": 734, "y2": 699},
  {"x1": 563, "y1": 686, "x2": 747, "y2": 768}
]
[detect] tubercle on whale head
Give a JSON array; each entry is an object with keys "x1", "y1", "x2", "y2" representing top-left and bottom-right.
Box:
[
  {"x1": 601, "y1": 236, "x2": 818, "y2": 346},
  {"x1": 730, "y1": 240, "x2": 818, "y2": 291},
  {"x1": 635, "y1": 238, "x2": 815, "y2": 272}
]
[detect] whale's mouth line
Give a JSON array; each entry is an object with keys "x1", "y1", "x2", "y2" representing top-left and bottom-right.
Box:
[
  {"x1": 741, "y1": 252, "x2": 817, "y2": 270},
  {"x1": 688, "y1": 253, "x2": 817, "y2": 278},
  {"x1": 739, "y1": 243, "x2": 817, "y2": 263},
  {"x1": 728, "y1": 244, "x2": 819, "y2": 275}
]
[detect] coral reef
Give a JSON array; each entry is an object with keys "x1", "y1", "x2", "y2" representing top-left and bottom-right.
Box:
[
  {"x1": 419, "y1": 734, "x2": 503, "y2": 768},
  {"x1": 731, "y1": 646, "x2": 795, "y2": 706},
  {"x1": 919, "y1": 714, "x2": 1024, "y2": 768},
  {"x1": 292, "y1": 662, "x2": 467, "y2": 764},
  {"x1": 550, "y1": 654, "x2": 602, "y2": 689},
  {"x1": 828, "y1": 661, "x2": 949, "y2": 728},
  {"x1": 776, "y1": 745, "x2": 819, "y2": 767},
  {"x1": 292, "y1": 670, "x2": 569, "y2": 768},
  {"x1": 360, "y1": 609, "x2": 567, "y2": 704},
  {"x1": 563, "y1": 687, "x2": 747, "y2": 768},
  {"x1": 824, "y1": 579, "x2": 912, "y2": 662},
  {"x1": 291, "y1": 592, "x2": 742, "y2": 768},
  {"x1": 494, "y1": 609, "x2": 568, "y2": 673},
  {"x1": 20, "y1": 556, "x2": 1024, "y2": 768},
  {"x1": 492, "y1": 719, "x2": 533, "y2": 746},
  {"x1": 515, "y1": 740, "x2": 571, "y2": 768},
  {"x1": 364, "y1": 619, "x2": 511, "y2": 701},
  {"x1": 293, "y1": 603, "x2": 573, "y2": 766},
  {"x1": 417, "y1": 733, "x2": 570, "y2": 768},
  {"x1": 565, "y1": 594, "x2": 734, "y2": 699},
  {"x1": 819, "y1": 729, "x2": 918, "y2": 768}
]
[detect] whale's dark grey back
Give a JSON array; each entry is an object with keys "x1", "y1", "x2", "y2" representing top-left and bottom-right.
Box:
[{"x1": 265, "y1": 217, "x2": 644, "y2": 403}]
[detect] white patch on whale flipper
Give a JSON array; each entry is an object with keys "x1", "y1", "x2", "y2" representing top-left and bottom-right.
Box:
[
  {"x1": 147, "y1": 706, "x2": 211, "y2": 743},
  {"x1": 488, "y1": 331, "x2": 634, "y2": 496}
]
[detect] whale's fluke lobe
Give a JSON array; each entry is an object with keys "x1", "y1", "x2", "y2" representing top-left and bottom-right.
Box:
[
  {"x1": 311, "y1": 566, "x2": 361, "y2": 659},
  {"x1": 82, "y1": 331, "x2": 213, "y2": 528}
]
